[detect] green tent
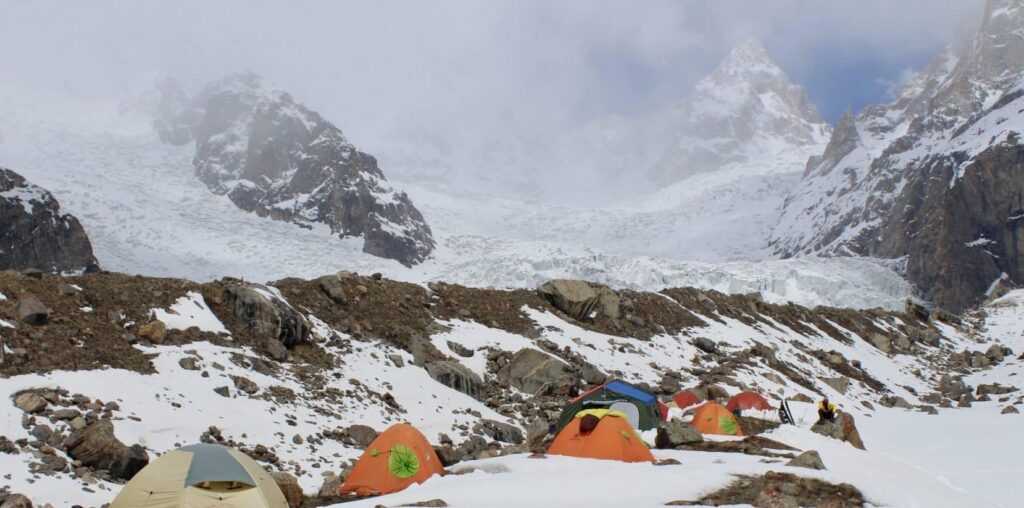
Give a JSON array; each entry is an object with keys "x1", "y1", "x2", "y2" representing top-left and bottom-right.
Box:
[{"x1": 557, "y1": 380, "x2": 662, "y2": 431}]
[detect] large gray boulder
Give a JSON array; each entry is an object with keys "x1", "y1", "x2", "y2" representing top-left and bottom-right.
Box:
[
  {"x1": 15, "y1": 296, "x2": 48, "y2": 326},
  {"x1": 424, "y1": 360, "x2": 485, "y2": 399},
  {"x1": 497, "y1": 348, "x2": 576, "y2": 395},
  {"x1": 655, "y1": 420, "x2": 704, "y2": 448},
  {"x1": 225, "y1": 282, "x2": 310, "y2": 347},
  {"x1": 66, "y1": 420, "x2": 149, "y2": 480},
  {"x1": 537, "y1": 280, "x2": 620, "y2": 321}
]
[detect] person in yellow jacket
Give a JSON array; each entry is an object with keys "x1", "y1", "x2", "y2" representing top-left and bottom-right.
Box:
[{"x1": 817, "y1": 397, "x2": 837, "y2": 423}]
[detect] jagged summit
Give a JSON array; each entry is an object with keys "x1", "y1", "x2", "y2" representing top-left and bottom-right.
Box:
[{"x1": 648, "y1": 39, "x2": 829, "y2": 185}]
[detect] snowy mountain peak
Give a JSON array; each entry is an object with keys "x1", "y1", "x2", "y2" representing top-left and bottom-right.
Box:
[{"x1": 648, "y1": 39, "x2": 829, "y2": 185}]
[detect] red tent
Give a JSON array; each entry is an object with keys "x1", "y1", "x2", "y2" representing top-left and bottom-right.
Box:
[
  {"x1": 672, "y1": 391, "x2": 701, "y2": 410},
  {"x1": 657, "y1": 399, "x2": 669, "y2": 421},
  {"x1": 725, "y1": 392, "x2": 772, "y2": 411}
]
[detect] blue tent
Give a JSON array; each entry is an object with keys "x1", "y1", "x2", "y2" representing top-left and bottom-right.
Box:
[{"x1": 557, "y1": 379, "x2": 661, "y2": 430}]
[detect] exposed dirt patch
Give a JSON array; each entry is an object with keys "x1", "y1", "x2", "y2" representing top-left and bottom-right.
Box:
[{"x1": 668, "y1": 470, "x2": 865, "y2": 507}]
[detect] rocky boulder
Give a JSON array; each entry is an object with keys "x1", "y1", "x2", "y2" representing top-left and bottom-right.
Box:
[
  {"x1": 497, "y1": 348, "x2": 576, "y2": 395},
  {"x1": 655, "y1": 420, "x2": 704, "y2": 448},
  {"x1": 15, "y1": 296, "x2": 48, "y2": 326},
  {"x1": 66, "y1": 419, "x2": 149, "y2": 480},
  {"x1": 424, "y1": 360, "x2": 485, "y2": 399},
  {"x1": 225, "y1": 282, "x2": 310, "y2": 347},
  {"x1": 13, "y1": 392, "x2": 47, "y2": 414},
  {"x1": 537, "y1": 280, "x2": 620, "y2": 321},
  {"x1": 810, "y1": 411, "x2": 865, "y2": 450},
  {"x1": 0, "y1": 167, "x2": 99, "y2": 273},
  {"x1": 272, "y1": 471, "x2": 303, "y2": 508},
  {"x1": 345, "y1": 424, "x2": 379, "y2": 448},
  {"x1": 786, "y1": 450, "x2": 826, "y2": 470}
]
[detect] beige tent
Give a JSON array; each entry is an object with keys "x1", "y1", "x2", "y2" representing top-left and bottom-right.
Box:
[{"x1": 110, "y1": 443, "x2": 288, "y2": 508}]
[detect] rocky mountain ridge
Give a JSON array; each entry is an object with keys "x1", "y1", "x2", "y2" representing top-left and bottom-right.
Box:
[
  {"x1": 772, "y1": 0, "x2": 1024, "y2": 312},
  {"x1": 155, "y1": 73, "x2": 435, "y2": 266},
  {"x1": 0, "y1": 167, "x2": 98, "y2": 274}
]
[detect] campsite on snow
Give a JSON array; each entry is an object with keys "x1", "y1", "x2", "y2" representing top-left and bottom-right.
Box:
[{"x1": 2, "y1": 1, "x2": 1024, "y2": 507}]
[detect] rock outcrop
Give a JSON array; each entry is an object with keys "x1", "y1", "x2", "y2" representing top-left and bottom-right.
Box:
[
  {"x1": 225, "y1": 282, "x2": 310, "y2": 347},
  {"x1": 810, "y1": 411, "x2": 865, "y2": 450},
  {"x1": 0, "y1": 167, "x2": 98, "y2": 273},
  {"x1": 497, "y1": 348, "x2": 576, "y2": 395},
  {"x1": 66, "y1": 420, "x2": 149, "y2": 480},
  {"x1": 773, "y1": 0, "x2": 1024, "y2": 312},
  {"x1": 537, "y1": 279, "x2": 621, "y2": 322},
  {"x1": 153, "y1": 73, "x2": 434, "y2": 266}
]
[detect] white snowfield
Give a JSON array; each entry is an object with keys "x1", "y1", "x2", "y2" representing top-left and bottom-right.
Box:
[
  {"x1": 1, "y1": 279, "x2": 1022, "y2": 506},
  {"x1": 0, "y1": 87, "x2": 915, "y2": 311}
]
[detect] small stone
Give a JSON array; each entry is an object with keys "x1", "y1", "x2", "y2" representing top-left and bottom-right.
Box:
[
  {"x1": 1002, "y1": 406, "x2": 1019, "y2": 414},
  {"x1": 263, "y1": 339, "x2": 288, "y2": 361},
  {"x1": 51, "y1": 408, "x2": 81, "y2": 421},
  {"x1": 213, "y1": 386, "x2": 230, "y2": 397},
  {"x1": 786, "y1": 450, "x2": 826, "y2": 470},
  {"x1": 387, "y1": 354, "x2": 405, "y2": 368},
  {"x1": 57, "y1": 282, "x2": 79, "y2": 296},
  {"x1": 292, "y1": 434, "x2": 304, "y2": 445},
  {"x1": 15, "y1": 297, "x2": 49, "y2": 326},
  {"x1": 178, "y1": 357, "x2": 199, "y2": 370},
  {"x1": 70, "y1": 417, "x2": 88, "y2": 431},
  {"x1": 137, "y1": 320, "x2": 167, "y2": 344},
  {"x1": 14, "y1": 392, "x2": 47, "y2": 414},
  {"x1": 231, "y1": 376, "x2": 259, "y2": 395}
]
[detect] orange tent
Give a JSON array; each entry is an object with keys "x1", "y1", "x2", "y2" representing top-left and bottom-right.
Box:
[
  {"x1": 726, "y1": 392, "x2": 772, "y2": 412},
  {"x1": 691, "y1": 402, "x2": 743, "y2": 436},
  {"x1": 548, "y1": 409, "x2": 655, "y2": 463},
  {"x1": 340, "y1": 423, "x2": 445, "y2": 496},
  {"x1": 673, "y1": 391, "x2": 701, "y2": 410}
]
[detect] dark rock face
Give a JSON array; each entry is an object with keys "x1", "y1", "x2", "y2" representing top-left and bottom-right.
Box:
[
  {"x1": 156, "y1": 73, "x2": 434, "y2": 266},
  {"x1": 773, "y1": 0, "x2": 1024, "y2": 312},
  {"x1": 66, "y1": 420, "x2": 149, "y2": 480},
  {"x1": 225, "y1": 282, "x2": 310, "y2": 347},
  {"x1": 810, "y1": 411, "x2": 865, "y2": 450},
  {"x1": 0, "y1": 167, "x2": 98, "y2": 273}
]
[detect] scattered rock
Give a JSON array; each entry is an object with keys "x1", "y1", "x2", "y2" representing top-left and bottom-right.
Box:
[
  {"x1": 137, "y1": 320, "x2": 167, "y2": 344},
  {"x1": 225, "y1": 282, "x2": 310, "y2": 347},
  {"x1": 786, "y1": 450, "x2": 826, "y2": 470},
  {"x1": 497, "y1": 348, "x2": 575, "y2": 396},
  {"x1": 446, "y1": 341, "x2": 475, "y2": 358},
  {"x1": 213, "y1": 386, "x2": 230, "y2": 397},
  {"x1": 66, "y1": 420, "x2": 149, "y2": 480},
  {"x1": 262, "y1": 338, "x2": 289, "y2": 361},
  {"x1": 655, "y1": 420, "x2": 704, "y2": 448},
  {"x1": 1002, "y1": 406, "x2": 1019, "y2": 414},
  {"x1": 272, "y1": 471, "x2": 303, "y2": 508},
  {"x1": 820, "y1": 376, "x2": 850, "y2": 395},
  {"x1": 525, "y1": 417, "x2": 549, "y2": 453},
  {"x1": 0, "y1": 494, "x2": 33, "y2": 508},
  {"x1": 346, "y1": 425, "x2": 379, "y2": 448},
  {"x1": 810, "y1": 411, "x2": 865, "y2": 450},
  {"x1": 397, "y1": 500, "x2": 448, "y2": 507},
  {"x1": 231, "y1": 376, "x2": 259, "y2": 395},
  {"x1": 318, "y1": 473, "x2": 345, "y2": 497},
  {"x1": 693, "y1": 337, "x2": 719, "y2": 355},
  {"x1": 13, "y1": 392, "x2": 47, "y2": 414},
  {"x1": 537, "y1": 280, "x2": 620, "y2": 321},
  {"x1": 317, "y1": 275, "x2": 348, "y2": 305},
  {"x1": 178, "y1": 357, "x2": 199, "y2": 370},
  {"x1": 869, "y1": 334, "x2": 891, "y2": 354},
  {"x1": 424, "y1": 360, "x2": 485, "y2": 398},
  {"x1": 15, "y1": 297, "x2": 48, "y2": 326}
]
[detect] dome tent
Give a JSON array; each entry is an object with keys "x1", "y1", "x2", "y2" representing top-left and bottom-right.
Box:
[
  {"x1": 340, "y1": 423, "x2": 445, "y2": 496},
  {"x1": 110, "y1": 443, "x2": 288, "y2": 508},
  {"x1": 548, "y1": 409, "x2": 655, "y2": 463},
  {"x1": 691, "y1": 402, "x2": 744, "y2": 436},
  {"x1": 557, "y1": 380, "x2": 661, "y2": 431}
]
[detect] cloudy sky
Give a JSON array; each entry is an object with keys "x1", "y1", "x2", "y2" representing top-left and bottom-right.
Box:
[{"x1": 0, "y1": 0, "x2": 987, "y2": 196}]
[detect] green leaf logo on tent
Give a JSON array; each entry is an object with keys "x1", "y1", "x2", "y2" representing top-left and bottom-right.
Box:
[
  {"x1": 388, "y1": 444, "x2": 420, "y2": 479},
  {"x1": 719, "y1": 415, "x2": 739, "y2": 435}
]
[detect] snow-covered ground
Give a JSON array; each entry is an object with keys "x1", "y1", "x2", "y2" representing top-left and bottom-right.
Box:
[
  {"x1": 0, "y1": 88, "x2": 915, "y2": 310},
  {"x1": 2, "y1": 276, "x2": 1021, "y2": 506}
]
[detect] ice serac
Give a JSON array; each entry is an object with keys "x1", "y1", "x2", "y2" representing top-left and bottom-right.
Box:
[
  {"x1": 160, "y1": 73, "x2": 435, "y2": 266},
  {"x1": 773, "y1": 0, "x2": 1024, "y2": 312},
  {"x1": 0, "y1": 167, "x2": 98, "y2": 273},
  {"x1": 649, "y1": 39, "x2": 831, "y2": 185}
]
